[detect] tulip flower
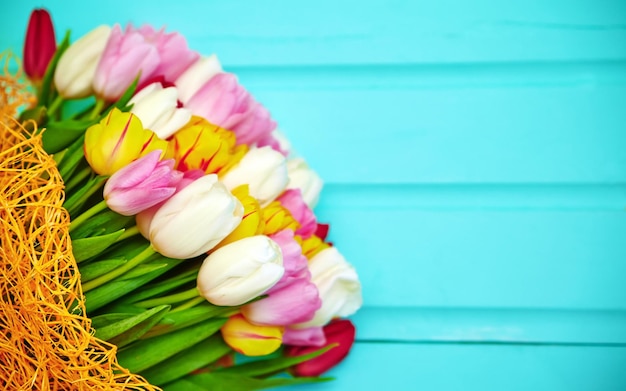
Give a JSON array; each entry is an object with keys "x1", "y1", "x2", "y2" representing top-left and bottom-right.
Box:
[
  {"x1": 286, "y1": 319, "x2": 356, "y2": 377},
  {"x1": 221, "y1": 314, "x2": 284, "y2": 356},
  {"x1": 277, "y1": 189, "x2": 317, "y2": 239},
  {"x1": 185, "y1": 73, "x2": 277, "y2": 145},
  {"x1": 128, "y1": 25, "x2": 199, "y2": 82},
  {"x1": 257, "y1": 129, "x2": 291, "y2": 157},
  {"x1": 197, "y1": 235, "x2": 284, "y2": 306},
  {"x1": 221, "y1": 146, "x2": 288, "y2": 207},
  {"x1": 175, "y1": 55, "x2": 223, "y2": 103},
  {"x1": 241, "y1": 278, "x2": 321, "y2": 326},
  {"x1": 142, "y1": 174, "x2": 243, "y2": 259},
  {"x1": 129, "y1": 82, "x2": 191, "y2": 139},
  {"x1": 261, "y1": 201, "x2": 299, "y2": 236},
  {"x1": 283, "y1": 326, "x2": 326, "y2": 347},
  {"x1": 216, "y1": 185, "x2": 264, "y2": 248},
  {"x1": 166, "y1": 116, "x2": 247, "y2": 175},
  {"x1": 298, "y1": 234, "x2": 331, "y2": 259},
  {"x1": 294, "y1": 247, "x2": 362, "y2": 328},
  {"x1": 23, "y1": 8, "x2": 56, "y2": 83},
  {"x1": 267, "y1": 230, "x2": 309, "y2": 293},
  {"x1": 84, "y1": 108, "x2": 167, "y2": 175},
  {"x1": 286, "y1": 158, "x2": 323, "y2": 208},
  {"x1": 103, "y1": 150, "x2": 182, "y2": 216},
  {"x1": 54, "y1": 25, "x2": 111, "y2": 99},
  {"x1": 93, "y1": 24, "x2": 160, "y2": 101}
]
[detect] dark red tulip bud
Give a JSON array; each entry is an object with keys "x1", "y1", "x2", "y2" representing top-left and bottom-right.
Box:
[
  {"x1": 315, "y1": 223, "x2": 330, "y2": 240},
  {"x1": 23, "y1": 8, "x2": 56, "y2": 81},
  {"x1": 285, "y1": 319, "x2": 356, "y2": 377}
]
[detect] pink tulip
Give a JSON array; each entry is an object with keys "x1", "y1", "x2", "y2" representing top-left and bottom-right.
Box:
[
  {"x1": 129, "y1": 25, "x2": 199, "y2": 82},
  {"x1": 186, "y1": 73, "x2": 276, "y2": 145},
  {"x1": 285, "y1": 319, "x2": 356, "y2": 377},
  {"x1": 103, "y1": 150, "x2": 182, "y2": 216},
  {"x1": 23, "y1": 8, "x2": 56, "y2": 82},
  {"x1": 136, "y1": 169, "x2": 203, "y2": 236},
  {"x1": 268, "y1": 230, "x2": 309, "y2": 293},
  {"x1": 242, "y1": 277, "x2": 321, "y2": 326},
  {"x1": 257, "y1": 130, "x2": 290, "y2": 156},
  {"x1": 93, "y1": 24, "x2": 160, "y2": 101},
  {"x1": 277, "y1": 189, "x2": 317, "y2": 239},
  {"x1": 283, "y1": 326, "x2": 326, "y2": 347}
]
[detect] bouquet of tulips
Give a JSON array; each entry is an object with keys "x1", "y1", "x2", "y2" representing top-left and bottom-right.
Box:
[{"x1": 0, "y1": 8, "x2": 362, "y2": 390}]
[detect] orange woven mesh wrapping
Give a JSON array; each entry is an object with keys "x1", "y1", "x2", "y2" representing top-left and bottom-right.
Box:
[{"x1": 0, "y1": 57, "x2": 160, "y2": 390}]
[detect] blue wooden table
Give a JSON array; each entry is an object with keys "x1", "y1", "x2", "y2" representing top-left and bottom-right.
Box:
[{"x1": 3, "y1": 1, "x2": 626, "y2": 389}]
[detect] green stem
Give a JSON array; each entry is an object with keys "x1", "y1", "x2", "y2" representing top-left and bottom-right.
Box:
[
  {"x1": 46, "y1": 95, "x2": 64, "y2": 118},
  {"x1": 82, "y1": 245, "x2": 155, "y2": 292},
  {"x1": 135, "y1": 287, "x2": 199, "y2": 308},
  {"x1": 90, "y1": 98, "x2": 106, "y2": 120},
  {"x1": 64, "y1": 165, "x2": 92, "y2": 194},
  {"x1": 116, "y1": 225, "x2": 141, "y2": 242},
  {"x1": 69, "y1": 199, "x2": 107, "y2": 233},
  {"x1": 170, "y1": 296, "x2": 206, "y2": 313},
  {"x1": 65, "y1": 177, "x2": 106, "y2": 217}
]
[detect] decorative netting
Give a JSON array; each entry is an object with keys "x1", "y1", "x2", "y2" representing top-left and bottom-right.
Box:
[{"x1": 0, "y1": 52, "x2": 159, "y2": 390}]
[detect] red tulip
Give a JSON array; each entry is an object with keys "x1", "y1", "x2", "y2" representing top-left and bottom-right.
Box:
[
  {"x1": 23, "y1": 8, "x2": 56, "y2": 82},
  {"x1": 285, "y1": 319, "x2": 356, "y2": 377}
]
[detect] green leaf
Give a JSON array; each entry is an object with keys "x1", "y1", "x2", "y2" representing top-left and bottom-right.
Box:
[
  {"x1": 39, "y1": 30, "x2": 70, "y2": 106},
  {"x1": 119, "y1": 262, "x2": 171, "y2": 280},
  {"x1": 140, "y1": 303, "x2": 233, "y2": 339},
  {"x1": 215, "y1": 345, "x2": 337, "y2": 378},
  {"x1": 94, "y1": 305, "x2": 170, "y2": 348},
  {"x1": 104, "y1": 75, "x2": 139, "y2": 115},
  {"x1": 116, "y1": 317, "x2": 227, "y2": 373},
  {"x1": 164, "y1": 373, "x2": 332, "y2": 391},
  {"x1": 90, "y1": 313, "x2": 134, "y2": 330},
  {"x1": 70, "y1": 209, "x2": 132, "y2": 239},
  {"x1": 57, "y1": 135, "x2": 86, "y2": 181},
  {"x1": 140, "y1": 334, "x2": 231, "y2": 386},
  {"x1": 121, "y1": 267, "x2": 199, "y2": 304},
  {"x1": 72, "y1": 229, "x2": 125, "y2": 263},
  {"x1": 85, "y1": 258, "x2": 183, "y2": 313},
  {"x1": 79, "y1": 258, "x2": 126, "y2": 282},
  {"x1": 64, "y1": 175, "x2": 106, "y2": 217},
  {"x1": 42, "y1": 118, "x2": 98, "y2": 154},
  {"x1": 18, "y1": 105, "x2": 48, "y2": 127}
]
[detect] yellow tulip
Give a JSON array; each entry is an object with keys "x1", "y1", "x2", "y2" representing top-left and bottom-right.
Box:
[
  {"x1": 84, "y1": 108, "x2": 167, "y2": 175},
  {"x1": 297, "y1": 234, "x2": 331, "y2": 260},
  {"x1": 221, "y1": 314, "x2": 284, "y2": 356},
  {"x1": 261, "y1": 200, "x2": 299, "y2": 236},
  {"x1": 166, "y1": 116, "x2": 247, "y2": 176}
]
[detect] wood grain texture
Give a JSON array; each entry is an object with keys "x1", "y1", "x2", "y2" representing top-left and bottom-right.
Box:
[{"x1": 2, "y1": 0, "x2": 625, "y2": 389}]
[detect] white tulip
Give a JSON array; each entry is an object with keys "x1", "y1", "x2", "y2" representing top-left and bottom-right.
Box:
[
  {"x1": 221, "y1": 146, "x2": 288, "y2": 207},
  {"x1": 197, "y1": 235, "x2": 284, "y2": 306},
  {"x1": 286, "y1": 158, "x2": 323, "y2": 208},
  {"x1": 129, "y1": 83, "x2": 191, "y2": 139},
  {"x1": 145, "y1": 174, "x2": 243, "y2": 259},
  {"x1": 175, "y1": 55, "x2": 222, "y2": 103},
  {"x1": 54, "y1": 25, "x2": 111, "y2": 99},
  {"x1": 294, "y1": 247, "x2": 362, "y2": 328}
]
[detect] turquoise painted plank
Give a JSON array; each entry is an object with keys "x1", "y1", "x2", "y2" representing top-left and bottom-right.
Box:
[
  {"x1": 350, "y1": 307, "x2": 626, "y2": 344},
  {"x1": 254, "y1": 80, "x2": 626, "y2": 184},
  {"x1": 279, "y1": 342, "x2": 626, "y2": 391},
  {"x1": 3, "y1": 0, "x2": 626, "y2": 66},
  {"x1": 316, "y1": 206, "x2": 626, "y2": 309}
]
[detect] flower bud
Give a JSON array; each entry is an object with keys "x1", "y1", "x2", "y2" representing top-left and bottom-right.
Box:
[
  {"x1": 103, "y1": 150, "x2": 182, "y2": 216},
  {"x1": 84, "y1": 108, "x2": 167, "y2": 175},
  {"x1": 286, "y1": 158, "x2": 323, "y2": 208},
  {"x1": 145, "y1": 174, "x2": 243, "y2": 258},
  {"x1": 283, "y1": 326, "x2": 326, "y2": 347},
  {"x1": 93, "y1": 24, "x2": 160, "y2": 101},
  {"x1": 261, "y1": 201, "x2": 299, "y2": 236},
  {"x1": 221, "y1": 146, "x2": 288, "y2": 207},
  {"x1": 286, "y1": 319, "x2": 356, "y2": 376},
  {"x1": 197, "y1": 235, "x2": 284, "y2": 306},
  {"x1": 54, "y1": 25, "x2": 111, "y2": 98},
  {"x1": 221, "y1": 314, "x2": 283, "y2": 356},
  {"x1": 294, "y1": 247, "x2": 362, "y2": 328},
  {"x1": 216, "y1": 185, "x2": 264, "y2": 248},
  {"x1": 175, "y1": 55, "x2": 223, "y2": 103},
  {"x1": 23, "y1": 8, "x2": 56, "y2": 82},
  {"x1": 277, "y1": 189, "x2": 317, "y2": 239},
  {"x1": 130, "y1": 82, "x2": 191, "y2": 139}
]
